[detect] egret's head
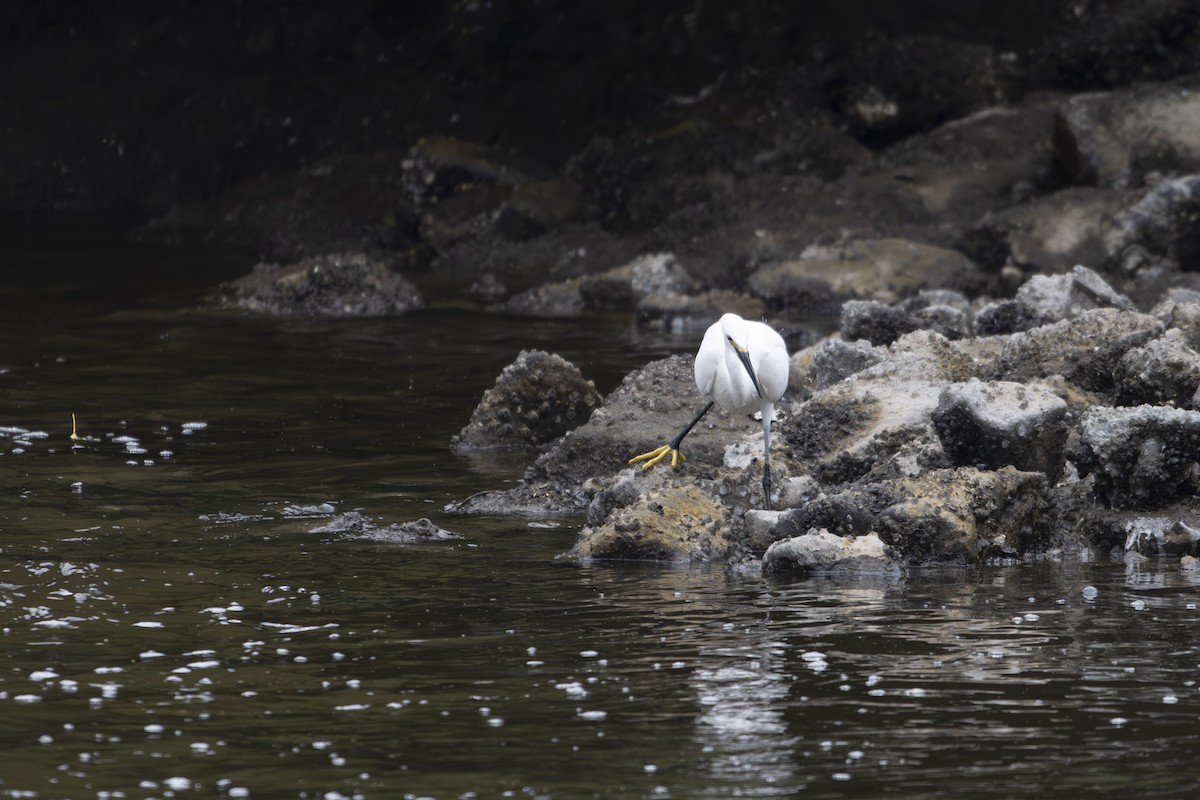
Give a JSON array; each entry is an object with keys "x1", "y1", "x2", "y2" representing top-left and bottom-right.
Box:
[{"x1": 718, "y1": 313, "x2": 748, "y2": 353}]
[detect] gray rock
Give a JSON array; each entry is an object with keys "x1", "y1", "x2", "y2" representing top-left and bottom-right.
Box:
[
  {"x1": 452, "y1": 354, "x2": 774, "y2": 515},
  {"x1": 566, "y1": 484, "x2": 730, "y2": 562},
  {"x1": 962, "y1": 188, "x2": 1125, "y2": 272},
  {"x1": 636, "y1": 289, "x2": 766, "y2": 333},
  {"x1": 507, "y1": 252, "x2": 695, "y2": 317},
  {"x1": 452, "y1": 350, "x2": 601, "y2": 450},
  {"x1": 207, "y1": 252, "x2": 423, "y2": 318},
  {"x1": 762, "y1": 529, "x2": 899, "y2": 577},
  {"x1": 985, "y1": 308, "x2": 1162, "y2": 393},
  {"x1": 311, "y1": 513, "x2": 462, "y2": 543},
  {"x1": 1056, "y1": 80, "x2": 1200, "y2": 189},
  {"x1": 974, "y1": 265, "x2": 1134, "y2": 335},
  {"x1": 839, "y1": 300, "x2": 923, "y2": 346},
  {"x1": 1115, "y1": 330, "x2": 1200, "y2": 407},
  {"x1": 876, "y1": 102, "x2": 1059, "y2": 227},
  {"x1": 933, "y1": 379, "x2": 1069, "y2": 476},
  {"x1": 1070, "y1": 405, "x2": 1200, "y2": 509},
  {"x1": 1102, "y1": 174, "x2": 1200, "y2": 270},
  {"x1": 875, "y1": 467, "x2": 1049, "y2": 563},
  {"x1": 800, "y1": 337, "x2": 887, "y2": 394},
  {"x1": 750, "y1": 238, "x2": 985, "y2": 317}
]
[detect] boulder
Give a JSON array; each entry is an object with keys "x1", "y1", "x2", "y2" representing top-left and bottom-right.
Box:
[
  {"x1": 1056, "y1": 80, "x2": 1200, "y2": 189},
  {"x1": 933, "y1": 379, "x2": 1070, "y2": 476},
  {"x1": 984, "y1": 308, "x2": 1163, "y2": 393},
  {"x1": 1114, "y1": 329, "x2": 1200, "y2": 407},
  {"x1": 761, "y1": 529, "x2": 900, "y2": 577},
  {"x1": 452, "y1": 350, "x2": 601, "y2": 451},
  {"x1": 206, "y1": 252, "x2": 423, "y2": 318},
  {"x1": 972, "y1": 264, "x2": 1134, "y2": 335},
  {"x1": 566, "y1": 484, "x2": 730, "y2": 562},
  {"x1": 1069, "y1": 404, "x2": 1200, "y2": 509},
  {"x1": 749, "y1": 238, "x2": 985, "y2": 317}
]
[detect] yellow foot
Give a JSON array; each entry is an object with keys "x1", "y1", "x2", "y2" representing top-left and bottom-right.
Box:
[{"x1": 628, "y1": 444, "x2": 686, "y2": 470}]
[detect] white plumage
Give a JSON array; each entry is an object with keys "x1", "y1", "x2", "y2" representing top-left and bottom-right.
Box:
[{"x1": 630, "y1": 312, "x2": 790, "y2": 509}]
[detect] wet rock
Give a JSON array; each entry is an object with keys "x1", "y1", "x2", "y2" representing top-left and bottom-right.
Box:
[
  {"x1": 749, "y1": 238, "x2": 985, "y2": 317},
  {"x1": 1069, "y1": 404, "x2": 1200, "y2": 509},
  {"x1": 311, "y1": 513, "x2": 462, "y2": 543},
  {"x1": 985, "y1": 308, "x2": 1162, "y2": 393},
  {"x1": 973, "y1": 265, "x2": 1134, "y2": 335},
  {"x1": 1056, "y1": 79, "x2": 1200, "y2": 189},
  {"x1": 751, "y1": 467, "x2": 1047, "y2": 564},
  {"x1": 1114, "y1": 329, "x2": 1200, "y2": 407},
  {"x1": 875, "y1": 467, "x2": 1050, "y2": 563},
  {"x1": 206, "y1": 252, "x2": 423, "y2": 318},
  {"x1": 1121, "y1": 514, "x2": 1200, "y2": 557},
  {"x1": 933, "y1": 379, "x2": 1069, "y2": 476},
  {"x1": 452, "y1": 350, "x2": 601, "y2": 451},
  {"x1": 566, "y1": 484, "x2": 730, "y2": 562},
  {"x1": 962, "y1": 188, "x2": 1125, "y2": 273},
  {"x1": 452, "y1": 354, "x2": 767, "y2": 515},
  {"x1": 761, "y1": 529, "x2": 899, "y2": 577}
]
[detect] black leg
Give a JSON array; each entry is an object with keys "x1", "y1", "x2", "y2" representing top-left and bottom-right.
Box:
[
  {"x1": 671, "y1": 401, "x2": 715, "y2": 451},
  {"x1": 761, "y1": 415, "x2": 773, "y2": 510}
]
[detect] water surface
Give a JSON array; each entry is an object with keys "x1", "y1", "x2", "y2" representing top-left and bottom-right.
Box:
[{"x1": 2, "y1": 224, "x2": 1199, "y2": 799}]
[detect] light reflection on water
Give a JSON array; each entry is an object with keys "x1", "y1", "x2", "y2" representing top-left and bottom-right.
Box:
[{"x1": 2, "y1": 233, "x2": 1200, "y2": 798}]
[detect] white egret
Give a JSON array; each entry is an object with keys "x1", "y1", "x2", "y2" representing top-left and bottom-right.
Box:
[{"x1": 630, "y1": 312, "x2": 789, "y2": 509}]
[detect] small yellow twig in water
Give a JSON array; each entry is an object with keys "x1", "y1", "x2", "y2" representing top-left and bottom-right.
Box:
[{"x1": 70, "y1": 413, "x2": 80, "y2": 443}]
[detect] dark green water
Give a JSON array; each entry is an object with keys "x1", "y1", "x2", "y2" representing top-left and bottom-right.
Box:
[{"x1": 3, "y1": 223, "x2": 1200, "y2": 799}]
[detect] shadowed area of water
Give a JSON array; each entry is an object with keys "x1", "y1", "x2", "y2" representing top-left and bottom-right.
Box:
[{"x1": 2, "y1": 223, "x2": 1200, "y2": 799}]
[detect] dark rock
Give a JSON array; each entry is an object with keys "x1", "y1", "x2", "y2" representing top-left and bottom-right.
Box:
[
  {"x1": 795, "y1": 337, "x2": 887, "y2": 397},
  {"x1": 933, "y1": 379, "x2": 1069, "y2": 476},
  {"x1": 636, "y1": 289, "x2": 767, "y2": 333},
  {"x1": 1120, "y1": 513, "x2": 1200, "y2": 557},
  {"x1": 839, "y1": 300, "x2": 923, "y2": 346},
  {"x1": 206, "y1": 252, "x2": 423, "y2": 318},
  {"x1": 1069, "y1": 404, "x2": 1200, "y2": 509},
  {"x1": 974, "y1": 264, "x2": 1134, "y2": 336},
  {"x1": 761, "y1": 529, "x2": 899, "y2": 577},
  {"x1": 1115, "y1": 330, "x2": 1200, "y2": 407},
  {"x1": 452, "y1": 350, "x2": 601, "y2": 451}
]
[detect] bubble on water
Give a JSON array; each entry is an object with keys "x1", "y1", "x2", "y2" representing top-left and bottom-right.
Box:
[
  {"x1": 832, "y1": 772, "x2": 851, "y2": 781},
  {"x1": 580, "y1": 650, "x2": 599, "y2": 658},
  {"x1": 164, "y1": 777, "x2": 193, "y2": 791},
  {"x1": 95, "y1": 666, "x2": 123, "y2": 674},
  {"x1": 1024, "y1": 613, "x2": 1040, "y2": 622},
  {"x1": 577, "y1": 709, "x2": 607, "y2": 721},
  {"x1": 1082, "y1": 586, "x2": 1099, "y2": 601},
  {"x1": 145, "y1": 724, "x2": 165, "y2": 734},
  {"x1": 644, "y1": 764, "x2": 658, "y2": 773},
  {"x1": 228, "y1": 787, "x2": 250, "y2": 798},
  {"x1": 486, "y1": 717, "x2": 504, "y2": 727},
  {"x1": 1011, "y1": 616, "x2": 1023, "y2": 624},
  {"x1": 1163, "y1": 694, "x2": 1179, "y2": 704},
  {"x1": 14, "y1": 694, "x2": 42, "y2": 703},
  {"x1": 555, "y1": 681, "x2": 588, "y2": 699},
  {"x1": 133, "y1": 621, "x2": 164, "y2": 628},
  {"x1": 29, "y1": 669, "x2": 58, "y2": 681},
  {"x1": 336, "y1": 704, "x2": 370, "y2": 712},
  {"x1": 1131, "y1": 599, "x2": 1147, "y2": 611},
  {"x1": 38, "y1": 734, "x2": 53, "y2": 744},
  {"x1": 1110, "y1": 717, "x2": 1128, "y2": 726}
]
